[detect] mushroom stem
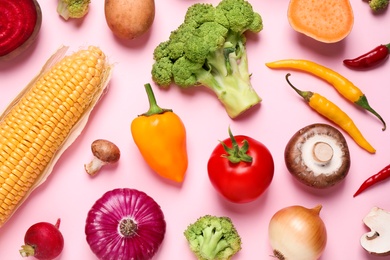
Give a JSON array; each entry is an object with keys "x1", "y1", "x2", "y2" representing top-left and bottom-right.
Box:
[
  {"x1": 366, "y1": 231, "x2": 380, "y2": 240},
  {"x1": 312, "y1": 142, "x2": 334, "y2": 165},
  {"x1": 85, "y1": 157, "x2": 106, "y2": 176}
]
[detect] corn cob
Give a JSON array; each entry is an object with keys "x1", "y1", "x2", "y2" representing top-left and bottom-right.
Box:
[{"x1": 0, "y1": 46, "x2": 112, "y2": 227}]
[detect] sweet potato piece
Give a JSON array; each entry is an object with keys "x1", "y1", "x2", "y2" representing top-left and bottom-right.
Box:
[{"x1": 287, "y1": 0, "x2": 354, "y2": 43}]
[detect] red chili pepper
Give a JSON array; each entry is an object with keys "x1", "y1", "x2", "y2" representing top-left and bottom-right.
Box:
[
  {"x1": 353, "y1": 164, "x2": 390, "y2": 197},
  {"x1": 343, "y1": 43, "x2": 390, "y2": 69}
]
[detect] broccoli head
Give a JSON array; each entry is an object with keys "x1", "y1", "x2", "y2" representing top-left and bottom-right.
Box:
[
  {"x1": 151, "y1": 0, "x2": 263, "y2": 118},
  {"x1": 368, "y1": 0, "x2": 389, "y2": 11},
  {"x1": 184, "y1": 215, "x2": 242, "y2": 260},
  {"x1": 57, "y1": 0, "x2": 91, "y2": 20}
]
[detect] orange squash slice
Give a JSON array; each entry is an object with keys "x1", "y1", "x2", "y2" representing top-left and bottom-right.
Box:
[{"x1": 287, "y1": 0, "x2": 354, "y2": 43}]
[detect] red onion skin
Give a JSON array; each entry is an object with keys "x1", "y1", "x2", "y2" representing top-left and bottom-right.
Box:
[{"x1": 85, "y1": 188, "x2": 166, "y2": 260}]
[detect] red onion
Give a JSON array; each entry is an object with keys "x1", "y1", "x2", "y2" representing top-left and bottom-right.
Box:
[{"x1": 85, "y1": 188, "x2": 166, "y2": 260}]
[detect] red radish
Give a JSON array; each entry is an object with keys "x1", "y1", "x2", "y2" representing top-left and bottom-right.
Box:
[
  {"x1": 20, "y1": 219, "x2": 64, "y2": 260},
  {"x1": 0, "y1": 0, "x2": 42, "y2": 60}
]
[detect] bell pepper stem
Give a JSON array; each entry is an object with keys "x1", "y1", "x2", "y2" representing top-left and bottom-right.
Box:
[
  {"x1": 141, "y1": 83, "x2": 172, "y2": 116},
  {"x1": 220, "y1": 127, "x2": 252, "y2": 163}
]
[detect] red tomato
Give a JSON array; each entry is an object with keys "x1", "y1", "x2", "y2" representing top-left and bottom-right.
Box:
[{"x1": 207, "y1": 133, "x2": 274, "y2": 203}]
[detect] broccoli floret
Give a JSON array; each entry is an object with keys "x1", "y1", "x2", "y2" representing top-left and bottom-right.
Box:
[
  {"x1": 184, "y1": 215, "x2": 242, "y2": 260},
  {"x1": 368, "y1": 0, "x2": 389, "y2": 11},
  {"x1": 57, "y1": 0, "x2": 91, "y2": 20},
  {"x1": 151, "y1": 0, "x2": 263, "y2": 118}
]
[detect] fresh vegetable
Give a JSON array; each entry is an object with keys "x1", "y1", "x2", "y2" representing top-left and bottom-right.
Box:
[
  {"x1": 266, "y1": 59, "x2": 386, "y2": 131},
  {"x1": 207, "y1": 127, "x2": 274, "y2": 203},
  {"x1": 285, "y1": 73, "x2": 376, "y2": 153},
  {"x1": 287, "y1": 0, "x2": 354, "y2": 43},
  {"x1": 104, "y1": 0, "x2": 155, "y2": 40},
  {"x1": 131, "y1": 83, "x2": 188, "y2": 183},
  {"x1": 353, "y1": 163, "x2": 390, "y2": 197},
  {"x1": 343, "y1": 43, "x2": 390, "y2": 69},
  {"x1": 85, "y1": 188, "x2": 166, "y2": 260},
  {"x1": 57, "y1": 0, "x2": 90, "y2": 20},
  {"x1": 268, "y1": 205, "x2": 327, "y2": 260},
  {"x1": 360, "y1": 207, "x2": 390, "y2": 255},
  {"x1": 20, "y1": 219, "x2": 64, "y2": 260},
  {"x1": 285, "y1": 123, "x2": 351, "y2": 189},
  {"x1": 84, "y1": 139, "x2": 121, "y2": 176},
  {"x1": 0, "y1": 46, "x2": 113, "y2": 228},
  {"x1": 151, "y1": 0, "x2": 263, "y2": 118},
  {"x1": 184, "y1": 215, "x2": 242, "y2": 260},
  {"x1": 0, "y1": 0, "x2": 42, "y2": 60},
  {"x1": 367, "y1": 0, "x2": 389, "y2": 12}
]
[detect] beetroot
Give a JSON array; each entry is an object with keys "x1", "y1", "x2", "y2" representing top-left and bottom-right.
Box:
[
  {"x1": 20, "y1": 219, "x2": 64, "y2": 260},
  {"x1": 0, "y1": 0, "x2": 42, "y2": 60}
]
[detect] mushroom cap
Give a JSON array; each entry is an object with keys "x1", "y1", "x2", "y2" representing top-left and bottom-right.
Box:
[
  {"x1": 284, "y1": 123, "x2": 350, "y2": 189},
  {"x1": 91, "y1": 139, "x2": 120, "y2": 163}
]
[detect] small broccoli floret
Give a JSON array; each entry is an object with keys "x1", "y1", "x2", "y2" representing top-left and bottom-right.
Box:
[
  {"x1": 368, "y1": 0, "x2": 389, "y2": 11},
  {"x1": 57, "y1": 0, "x2": 91, "y2": 20},
  {"x1": 184, "y1": 215, "x2": 242, "y2": 260},
  {"x1": 151, "y1": 0, "x2": 263, "y2": 118}
]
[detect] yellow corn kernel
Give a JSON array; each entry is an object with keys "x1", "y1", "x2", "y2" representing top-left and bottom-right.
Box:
[{"x1": 0, "y1": 46, "x2": 111, "y2": 227}]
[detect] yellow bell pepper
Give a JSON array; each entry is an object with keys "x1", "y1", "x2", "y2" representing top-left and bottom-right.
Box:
[{"x1": 131, "y1": 84, "x2": 188, "y2": 182}]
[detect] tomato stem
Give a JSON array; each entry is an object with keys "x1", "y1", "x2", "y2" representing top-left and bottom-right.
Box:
[{"x1": 220, "y1": 127, "x2": 252, "y2": 163}]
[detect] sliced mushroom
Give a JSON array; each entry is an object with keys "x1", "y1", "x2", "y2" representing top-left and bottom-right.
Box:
[
  {"x1": 284, "y1": 123, "x2": 350, "y2": 189},
  {"x1": 361, "y1": 207, "x2": 390, "y2": 256},
  {"x1": 84, "y1": 139, "x2": 120, "y2": 176}
]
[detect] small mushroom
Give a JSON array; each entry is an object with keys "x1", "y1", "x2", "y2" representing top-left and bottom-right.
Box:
[
  {"x1": 84, "y1": 139, "x2": 120, "y2": 176},
  {"x1": 284, "y1": 123, "x2": 350, "y2": 189},
  {"x1": 360, "y1": 207, "x2": 390, "y2": 256}
]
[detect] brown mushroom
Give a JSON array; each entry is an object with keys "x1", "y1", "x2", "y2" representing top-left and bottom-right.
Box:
[
  {"x1": 360, "y1": 207, "x2": 390, "y2": 256},
  {"x1": 84, "y1": 139, "x2": 120, "y2": 176},
  {"x1": 284, "y1": 123, "x2": 350, "y2": 189}
]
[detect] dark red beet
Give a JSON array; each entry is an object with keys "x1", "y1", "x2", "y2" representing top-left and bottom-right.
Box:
[
  {"x1": 0, "y1": 0, "x2": 42, "y2": 60},
  {"x1": 20, "y1": 219, "x2": 64, "y2": 260}
]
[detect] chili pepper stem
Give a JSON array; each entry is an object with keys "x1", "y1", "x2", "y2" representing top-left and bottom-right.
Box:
[
  {"x1": 355, "y1": 95, "x2": 386, "y2": 131},
  {"x1": 285, "y1": 73, "x2": 313, "y2": 102},
  {"x1": 141, "y1": 83, "x2": 172, "y2": 116},
  {"x1": 220, "y1": 127, "x2": 252, "y2": 163}
]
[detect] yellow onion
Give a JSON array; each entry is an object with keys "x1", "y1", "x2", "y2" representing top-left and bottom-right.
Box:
[{"x1": 268, "y1": 204, "x2": 327, "y2": 260}]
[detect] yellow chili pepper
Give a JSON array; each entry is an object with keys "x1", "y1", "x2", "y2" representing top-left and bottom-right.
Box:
[
  {"x1": 285, "y1": 74, "x2": 376, "y2": 154},
  {"x1": 131, "y1": 83, "x2": 188, "y2": 182},
  {"x1": 266, "y1": 59, "x2": 386, "y2": 131}
]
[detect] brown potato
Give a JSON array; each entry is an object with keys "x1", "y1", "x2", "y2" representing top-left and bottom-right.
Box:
[{"x1": 104, "y1": 0, "x2": 155, "y2": 40}]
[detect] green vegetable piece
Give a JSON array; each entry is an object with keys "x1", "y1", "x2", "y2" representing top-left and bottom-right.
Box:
[
  {"x1": 151, "y1": 0, "x2": 263, "y2": 118},
  {"x1": 368, "y1": 0, "x2": 389, "y2": 11},
  {"x1": 57, "y1": 0, "x2": 91, "y2": 20},
  {"x1": 184, "y1": 215, "x2": 242, "y2": 260}
]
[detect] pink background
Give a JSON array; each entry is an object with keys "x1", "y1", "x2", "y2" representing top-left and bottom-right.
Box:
[{"x1": 1, "y1": 0, "x2": 390, "y2": 259}]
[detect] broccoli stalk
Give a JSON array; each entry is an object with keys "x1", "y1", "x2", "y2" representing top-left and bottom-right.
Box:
[
  {"x1": 57, "y1": 0, "x2": 91, "y2": 20},
  {"x1": 368, "y1": 0, "x2": 389, "y2": 11},
  {"x1": 151, "y1": 0, "x2": 263, "y2": 118},
  {"x1": 184, "y1": 215, "x2": 242, "y2": 260}
]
